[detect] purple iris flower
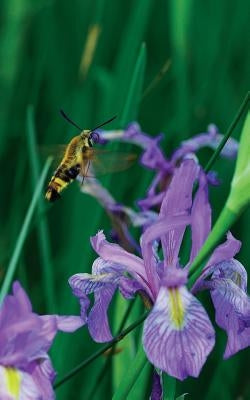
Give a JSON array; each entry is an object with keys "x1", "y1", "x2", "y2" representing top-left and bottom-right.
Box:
[
  {"x1": 97, "y1": 122, "x2": 238, "y2": 213},
  {"x1": 70, "y1": 157, "x2": 249, "y2": 380},
  {"x1": 170, "y1": 124, "x2": 238, "y2": 163},
  {"x1": 0, "y1": 281, "x2": 83, "y2": 399}
]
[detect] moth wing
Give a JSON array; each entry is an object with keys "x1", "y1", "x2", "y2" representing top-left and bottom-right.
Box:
[
  {"x1": 39, "y1": 144, "x2": 68, "y2": 169},
  {"x1": 87, "y1": 149, "x2": 137, "y2": 176}
]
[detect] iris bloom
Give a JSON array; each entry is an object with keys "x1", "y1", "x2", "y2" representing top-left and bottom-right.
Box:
[
  {"x1": 79, "y1": 122, "x2": 237, "y2": 252},
  {"x1": 97, "y1": 122, "x2": 238, "y2": 211},
  {"x1": 0, "y1": 281, "x2": 83, "y2": 399},
  {"x1": 70, "y1": 158, "x2": 249, "y2": 380}
]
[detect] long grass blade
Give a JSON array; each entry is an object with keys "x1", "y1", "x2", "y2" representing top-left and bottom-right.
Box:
[
  {"x1": 26, "y1": 105, "x2": 56, "y2": 312},
  {"x1": 112, "y1": 343, "x2": 148, "y2": 400},
  {"x1": 0, "y1": 157, "x2": 52, "y2": 305},
  {"x1": 204, "y1": 91, "x2": 250, "y2": 173},
  {"x1": 119, "y1": 43, "x2": 147, "y2": 127}
]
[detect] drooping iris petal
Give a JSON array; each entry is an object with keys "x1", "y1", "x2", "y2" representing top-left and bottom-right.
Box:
[
  {"x1": 69, "y1": 258, "x2": 140, "y2": 341},
  {"x1": 159, "y1": 159, "x2": 199, "y2": 267},
  {"x1": 189, "y1": 171, "x2": 211, "y2": 264},
  {"x1": 143, "y1": 285, "x2": 215, "y2": 380},
  {"x1": 191, "y1": 258, "x2": 250, "y2": 358},
  {"x1": 88, "y1": 286, "x2": 115, "y2": 342},
  {"x1": 69, "y1": 270, "x2": 118, "y2": 337},
  {"x1": 210, "y1": 278, "x2": 250, "y2": 358},
  {"x1": 69, "y1": 264, "x2": 119, "y2": 328},
  {"x1": 200, "y1": 259, "x2": 249, "y2": 358}
]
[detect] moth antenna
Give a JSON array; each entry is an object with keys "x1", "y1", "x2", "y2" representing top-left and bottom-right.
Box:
[
  {"x1": 60, "y1": 109, "x2": 83, "y2": 131},
  {"x1": 90, "y1": 115, "x2": 117, "y2": 132}
]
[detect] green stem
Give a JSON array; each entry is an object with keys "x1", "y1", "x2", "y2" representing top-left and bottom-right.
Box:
[
  {"x1": 26, "y1": 106, "x2": 55, "y2": 312},
  {"x1": 188, "y1": 206, "x2": 237, "y2": 288},
  {"x1": 86, "y1": 300, "x2": 136, "y2": 400},
  {"x1": 204, "y1": 91, "x2": 250, "y2": 173},
  {"x1": 0, "y1": 157, "x2": 52, "y2": 305},
  {"x1": 112, "y1": 344, "x2": 148, "y2": 400},
  {"x1": 119, "y1": 42, "x2": 146, "y2": 127},
  {"x1": 163, "y1": 373, "x2": 176, "y2": 400},
  {"x1": 54, "y1": 311, "x2": 148, "y2": 389}
]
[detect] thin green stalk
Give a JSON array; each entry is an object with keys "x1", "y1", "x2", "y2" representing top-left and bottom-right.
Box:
[
  {"x1": 0, "y1": 157, "x2": 52, "y2": 305},
  {"x1": 119, "y1": 43, "x2": 146, "y2": 127},
  {"x1": 204, "y1": 91, "x2": 250, "y2": 173},
  {"x1": 26, "y1": 106, "x2": 55, "y2": 312},
  {"x1": 163, "y1": 373, "x2": 176, "y2": 400},
  {"x1": 112, "y1": 343, "x2": 148, "y2": 400},
  {"x1": 87, "y1": 300, "x2": 136, "y2": 400},
  {"x1": 54, "y1": 311, "x2": 149, "y2": 389}
]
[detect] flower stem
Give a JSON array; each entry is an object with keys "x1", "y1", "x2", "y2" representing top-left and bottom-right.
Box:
[
  {"x1": 0, "y1": 157, "x2": 52, "y2": 305},
  {"x1": 188, "y1": 206, "x2": 237, "y2": 287},
  {"x1": 54, "y1": 310, "x2": 149, "y2": 389},
  {"x1": 86, "y1": 300, "x2": 136, "y2": 399},
  {"x1": 204, "y1": 91, "x2": 250, "y2": 173},
  {"x1": 163, "y1": 373, "x2": 176, "y2": 400},
  {"x1": 112, "y1": 344, "x2": 148, "y2": 400}
]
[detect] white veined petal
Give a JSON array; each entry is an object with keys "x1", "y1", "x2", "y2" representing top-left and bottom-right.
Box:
[{"x1": 143, "y1": 286, "x2": 215, "y2": 380}]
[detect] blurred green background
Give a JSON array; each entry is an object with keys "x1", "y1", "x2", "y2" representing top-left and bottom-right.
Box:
[{"x1": 0, "y1": 0, "x2": 249, "y2": 398}]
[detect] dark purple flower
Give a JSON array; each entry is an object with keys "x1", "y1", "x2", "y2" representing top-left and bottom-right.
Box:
[{"x1": 0, "y1": 281, "x2": 83, "y2": 399}]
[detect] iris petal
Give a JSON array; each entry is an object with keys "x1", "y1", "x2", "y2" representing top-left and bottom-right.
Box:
[
  {"x1": 209, "y1": 277, "x2": 250, "y2": 358},
  {"x1": 143, "y1": 286, "x2": 215, "y2": 380},
  {"x1": 192, "y1": 233, "x2": 241, "y2": 293},
  {"x1": 159, "y1": 160, "x2": 199, "y2": 268},
  {"x1": 91, "y1": 231, "x2": 150, "y2": 294},
  {"x1": 88, "y1": 286, "x2": 115, "y2": 342},
  {"x1": 189, "y1": 171, "x2": 211, "y2": 263}
]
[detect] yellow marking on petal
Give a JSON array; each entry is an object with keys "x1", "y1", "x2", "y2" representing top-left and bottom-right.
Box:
[
  {"x1": 169, "y1": 289, "x2": 185, "y2": 329},
  {"x1": 92, "y1": 273, "x2": 109, "y2": 281},
  {"x1": 4, "y1": 367, "x2": 21, "y2": 398}
]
